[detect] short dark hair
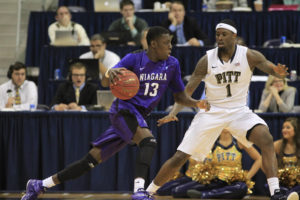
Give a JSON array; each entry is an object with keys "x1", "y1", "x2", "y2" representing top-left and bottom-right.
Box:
[
  {"x1": 171, "y1": 1, "x2": 185, "y2": 9},
  {"x1": 7, "y1": 62, "x2": 26, "y2": 79},
  {"x1": 55, "y1": 6, "x2": 70, "y2": 16},
  {"x1": 120, "y1": 0, "x2": 134, "y2": 10},
  {"x1": 70, "y1": 62, "x2": 86, "y2": 72},
  {"x1": 146, "y1": 26, "x2": 170, "y2": 46},
  {"x1": 219, "y1": 19, "x2": 237, "y2": 30},
  {"x1": 90, "y1": 34, "x2": 106, "y2": 43}
]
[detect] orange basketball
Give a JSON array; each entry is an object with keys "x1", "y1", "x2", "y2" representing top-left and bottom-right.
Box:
[{"x1": 110, "y1": 69, "x2": 140, "y2": 100}]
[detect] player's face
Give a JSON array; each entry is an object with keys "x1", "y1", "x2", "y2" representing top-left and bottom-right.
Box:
[
  {"x1": 121, "y1": 4, "x2": 134, "y2": 18},
  {"x1": 282, "y1": 121, "x2": 295, "y2": 140},
  {"x1": 71, "y1": 68, "x2": 86, "y2": 87},
  {"x1": 11, "y1": 68, "x2": 26, "y2": 87},
  {"x1": 154, "y1": 34, "x2": 172, "y2": 60},
  {"x1": 216, "y1": 28, "x2": 236, "y2": 49},
  {"x1": 271, "y1": 77, "x2": 284, "y2": 92}
]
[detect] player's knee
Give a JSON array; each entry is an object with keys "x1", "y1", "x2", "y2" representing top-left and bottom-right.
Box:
[{"x1": 252, "y1": 128, "x2": 273, "y2": 148}]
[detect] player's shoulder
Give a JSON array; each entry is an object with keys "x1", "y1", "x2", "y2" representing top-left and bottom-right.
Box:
[
  {"x1": 166, "y1": 55, "x2": 179, "y2": 66},
  {"x1": 131, "y1": 49, "x2": 145, "y2": 55}
]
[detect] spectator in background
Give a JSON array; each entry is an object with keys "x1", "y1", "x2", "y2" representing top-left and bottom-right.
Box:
[
  {"x1": 258, "y1": 75, "x2": 296, "y2": 113},
  {"x1": 50, "y1": 62, "x2": 98, "y2": 111},
  {"x1": 48, "y1": 6, "x2": 90, "y2": 45},
  {"x1": 271, "y1": 117, "x2": 300, "y2": 196},
  {"x1": 0, "y1": 62, "x2": 37, "y2": 110},
  {"x1": 161, "y1": 1, "x2": 210, "y2": 47},
  {"x1": 108, "y1": 0, "x2": 148, "y2": 46},
  {"x1": 80, "y1": 34, "x2": 120, "y2": 86}
]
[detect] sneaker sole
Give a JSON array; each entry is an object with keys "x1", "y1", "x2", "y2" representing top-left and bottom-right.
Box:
[{"x1": 288, "y1": 192, "x2": 299, "y2": 200}]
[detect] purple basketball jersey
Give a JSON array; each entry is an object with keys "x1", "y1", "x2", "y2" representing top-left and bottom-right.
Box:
[{"x1": 112, "y1": 50, "x2": 185, "y2": 116}]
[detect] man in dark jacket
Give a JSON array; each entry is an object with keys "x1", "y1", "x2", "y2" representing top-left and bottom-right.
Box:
[
  {"x1": 51, "y1": 62, "x2": 98, "y2": 111},
  {"x1": 162, "y1": 1, "x2": 210, "y2": 46},
  {"x1": 108, "y1": 0, "x2": 148, "y2": 46}
]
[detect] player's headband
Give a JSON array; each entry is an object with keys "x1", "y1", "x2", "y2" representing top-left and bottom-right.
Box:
[{"x1": 216, "y1": 23, "x2": 237, "y2": 34}]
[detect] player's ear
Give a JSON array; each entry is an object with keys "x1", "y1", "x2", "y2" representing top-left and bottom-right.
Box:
[{"x1": 150, "y1": 40, "x2": 157, "y2": 48}]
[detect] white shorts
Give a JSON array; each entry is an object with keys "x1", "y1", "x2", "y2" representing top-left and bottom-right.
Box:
[{"x1": 177, "y1": 105, "x2": 268, "y2": 161}]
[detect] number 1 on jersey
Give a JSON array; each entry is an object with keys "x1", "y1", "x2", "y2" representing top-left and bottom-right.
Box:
[{"x1": 226, "y1": 84, "x2": 232, "y2": 97}]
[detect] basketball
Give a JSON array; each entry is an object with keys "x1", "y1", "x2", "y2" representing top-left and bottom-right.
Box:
[{"x1": 110, "y1": 69, "x2": 140, "y2": 100}]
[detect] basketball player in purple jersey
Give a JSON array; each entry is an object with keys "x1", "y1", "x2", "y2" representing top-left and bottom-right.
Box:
[{"x1": 21, "y1": 26, "x2": 210, "y2": 200}]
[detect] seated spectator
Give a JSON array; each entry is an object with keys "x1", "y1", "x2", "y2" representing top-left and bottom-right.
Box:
[
  {"x1": 50, "y1": 62, "x2": 98, "y2": 111},
  {"x1": 79, "y1": 34, "x2": 120, "y2": 85},
  {"x1": 161, "y1": 1, "x2": 210, "y2": 46},
  {"x1": 48, "y1": 6, "x2": 90, "y2": 45},
  {"x1": 108, "y1": 0, "x2": 148, "y2": 46},
  {"x1": 0, "y1": 62, "x2": 37, "y2": 110},
  {"x1": 258, "y1": 75, "x2": 296, "y2": 113},
  {"x1": 157, "y1": 128, "x2": 262, "y2": 199},
  {"x1": 265, "y1": 117, "x2": 300, "y2": 198}
]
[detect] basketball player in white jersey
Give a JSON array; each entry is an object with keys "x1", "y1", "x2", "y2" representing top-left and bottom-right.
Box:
[{"x1": 136, "y1": 19, "x2": 299, "y2": 200}]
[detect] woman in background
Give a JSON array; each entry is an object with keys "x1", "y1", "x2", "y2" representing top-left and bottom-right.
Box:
[{"x1": 258, "y1": 75, "x2": 296, "y2": 113}]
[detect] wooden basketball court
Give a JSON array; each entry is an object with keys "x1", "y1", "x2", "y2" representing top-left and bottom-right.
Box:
[{"x1": 0, "y1": 192, "x2": 269, "y2": 199}]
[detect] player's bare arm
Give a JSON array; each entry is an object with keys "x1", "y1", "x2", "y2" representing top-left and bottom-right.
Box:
[
  {"x1": 247, "y1": 49, "x2": 288, "y2": 78},
  {"x1": 157, "y1": 55, "x2": 209, "y2": 127}
]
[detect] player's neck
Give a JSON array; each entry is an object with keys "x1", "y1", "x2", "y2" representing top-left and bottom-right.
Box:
[
  {"x1": 219, "y1": 45, "x2": 236, "y2": 62},
  {"x1": 146, "y1": 51, "x2": 159, "y2": 62}
]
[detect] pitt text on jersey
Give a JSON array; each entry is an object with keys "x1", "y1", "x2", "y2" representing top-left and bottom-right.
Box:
[{"x1": 215, "y1": 71, "x2": 241, "y2": 84}]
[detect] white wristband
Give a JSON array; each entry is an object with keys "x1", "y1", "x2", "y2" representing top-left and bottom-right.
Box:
[{"x1": 105, "y1": 69, "x2": 110, "y2": 78}]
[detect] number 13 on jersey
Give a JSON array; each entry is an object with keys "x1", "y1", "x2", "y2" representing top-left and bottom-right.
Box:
[{"x1": 144, "y1": 83, "x2": 159, "y2": 96}]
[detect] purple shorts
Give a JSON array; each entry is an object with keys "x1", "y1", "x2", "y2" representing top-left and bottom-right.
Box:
[{"x1": 92, "y1": 100, "x2": 149, "y2": 162}]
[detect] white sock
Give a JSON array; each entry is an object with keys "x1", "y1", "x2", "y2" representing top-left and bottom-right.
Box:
[
  {"x1": 267, "y1": 177, "x2": 280, "y2": 196},
  {"x1": 42, "y1": 176, "x2": 56, "y2": 188},
  {"x1": 134, "y1": 178, "x2": 145, "y2": 192},
  {"x1": 146, "y1": 181, "x2": 160, "y2": 194}
]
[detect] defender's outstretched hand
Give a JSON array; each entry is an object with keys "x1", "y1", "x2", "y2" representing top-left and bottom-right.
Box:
[
  {"x1": 273, "y1": 63, "x2": 289, "y2": 78},
  {"x1": 157, "y1": 114, "x2": 178, "y2": 127}
]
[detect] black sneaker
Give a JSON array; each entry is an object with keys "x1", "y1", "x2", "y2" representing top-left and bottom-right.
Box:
[{"x1": 271, "y1": 189, "x2": 299, "y2": 200}]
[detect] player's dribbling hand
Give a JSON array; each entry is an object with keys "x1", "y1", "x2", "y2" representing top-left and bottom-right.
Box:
[
  {"x1": 273, "y1": 63, "x2": 289, "y2": 78},
  {"x1": 196, "y1": 100, "x2": 210, "y2": 111},
  {"x1": 157, "y1": 114, "x2": 178, "y2": 127},
  {"x1": 108, "y1": 68, "x2": 127, "y2": 85}
]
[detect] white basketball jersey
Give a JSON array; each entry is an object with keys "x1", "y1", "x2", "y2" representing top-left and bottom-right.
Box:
[{"x1": 204, "y1": 45, "x2": 252, "y2": 108}]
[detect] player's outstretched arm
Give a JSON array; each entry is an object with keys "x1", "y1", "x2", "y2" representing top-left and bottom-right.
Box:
[
  {"x1": 172, "y1": 55, "x2": 208, "y2": 109},
  {"x1": 247, "y1": 49, "x2": 289, "y2": 79},
  {"x1": 157, "y1": 55, "x2": 209, "y2": 127}
]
